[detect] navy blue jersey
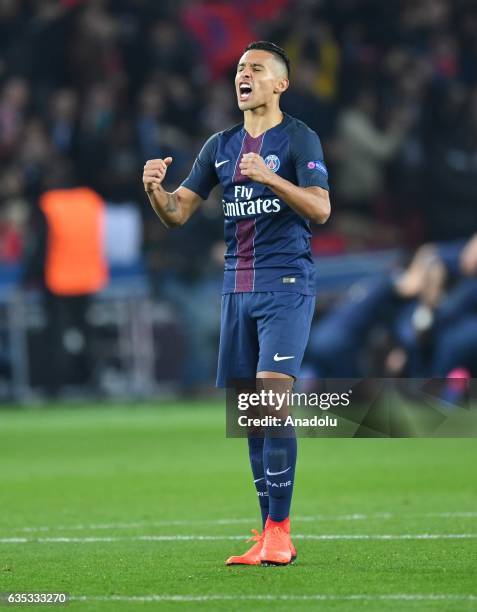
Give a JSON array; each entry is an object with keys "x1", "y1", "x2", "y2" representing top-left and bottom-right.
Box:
[{"x1": 182, "y1": 114, "x2": 329, "y2": 295}]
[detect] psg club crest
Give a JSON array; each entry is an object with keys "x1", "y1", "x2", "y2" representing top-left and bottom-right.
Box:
[{"x1": 264, "y1": 154, "x2": 280, "y2": 172}]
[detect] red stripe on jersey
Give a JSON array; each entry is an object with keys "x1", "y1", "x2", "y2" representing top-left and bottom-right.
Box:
[
  {"x1": 233, "y1": 131, "x2": 264, "y2": 291},
  {"x1": 235, "y1": 218, "x2": 256, "y2": 292}
]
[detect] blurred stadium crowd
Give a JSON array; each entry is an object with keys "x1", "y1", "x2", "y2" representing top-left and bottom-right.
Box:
[{"x1": 0, "y1": 0, "x2": 476, "y2": 395}]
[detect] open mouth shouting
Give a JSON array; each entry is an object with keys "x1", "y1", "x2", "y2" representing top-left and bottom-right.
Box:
[{"x1": 239, "y1": 82, "x2": 253, "y2": 102}]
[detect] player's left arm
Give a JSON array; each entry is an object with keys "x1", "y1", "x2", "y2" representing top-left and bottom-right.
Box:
[
  {"x1": 240, "y1": 160, "x2": 330, "y2": 224},
  {"x1": 239, "y1": 126, "x2": 331, "y2": 224}
]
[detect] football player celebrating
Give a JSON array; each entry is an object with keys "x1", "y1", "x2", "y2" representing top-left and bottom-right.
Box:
[{"x1": 143, "y1": 41, "x2": 330, "y2": 566}]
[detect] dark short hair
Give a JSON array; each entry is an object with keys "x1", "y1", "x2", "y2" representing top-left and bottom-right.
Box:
[{"x1": 243, "y1": 41, "x2": 290, "y2": 77}]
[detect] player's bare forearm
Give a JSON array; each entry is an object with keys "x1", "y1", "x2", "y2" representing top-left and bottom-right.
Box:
[
  {"x1": 239, "y1": 152, "x2": 330, "y2": 224},
  {"x1": 267, "y1": 173, "x2": 330, "y2": 224},
  {"x1": 143, "y1": 158, "x2": 201, "y2": 229},
  {"x1": 147, "y1": 186, "x2": 183, "y2": 228}
]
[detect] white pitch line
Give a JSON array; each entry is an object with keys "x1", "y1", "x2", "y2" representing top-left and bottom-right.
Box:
[
  {"x1": 71, "y1": 594, "x2": 477, "y2": 603},
  {"x1": 13, "y1": 518, "x2": 258, "y2": 533},
  {"x1": 426, "y1": 512, "x2": 477, "y2": 518},
  {"x1": 1, "y1": 533, "x2": 476, "y2": 544},
  {"x1": 3, "y1": 511, "x2": 477, "y2": 535}
]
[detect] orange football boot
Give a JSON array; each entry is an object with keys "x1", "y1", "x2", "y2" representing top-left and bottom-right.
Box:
[
  {"x1": 225, "y1": 528, "x2": 264, "y2": 566},
  {"x1": 260, "y1": 517, "x2": 297, "y2": 566}
]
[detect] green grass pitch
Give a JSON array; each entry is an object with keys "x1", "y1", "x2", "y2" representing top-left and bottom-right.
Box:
[{"x1": 1, "y1": 402, "x2": 476, "y2": 611}]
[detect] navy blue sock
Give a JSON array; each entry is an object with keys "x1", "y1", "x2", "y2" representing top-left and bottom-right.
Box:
[
  {"x1": 263, "y1": 425, "x2": 297, "y2": 522},
  {"x1": 247, "y1": 436, "x2": 269, "y2": 528}
]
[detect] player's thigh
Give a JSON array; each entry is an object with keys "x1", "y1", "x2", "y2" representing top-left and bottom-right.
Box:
[
  {"x1": 255, "y1": 292, "x2": 316, "y2": 379},
  {"x1": 216, "y1": 293, "x2": 258, "y2": 387}
]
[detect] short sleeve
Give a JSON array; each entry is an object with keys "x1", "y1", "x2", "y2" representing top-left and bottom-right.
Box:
[
  {"x1": 291, "y1": 126, "x2": 329, "y2": 190},
  {"x1": 181, "y1": 133, "x2": 219, "y2": 199}
]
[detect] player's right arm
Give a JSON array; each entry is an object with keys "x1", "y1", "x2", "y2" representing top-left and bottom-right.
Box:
[
  {"x1": 143, "y1": 134, "x2": 220, "y2": 229},
  {"x1": 143, "y1": 158, "x2": 201, "y2": 228}
]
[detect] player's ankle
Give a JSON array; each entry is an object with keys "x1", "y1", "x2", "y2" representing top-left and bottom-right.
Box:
[{"x1": 265, "y1": 516, "x2": 290, "y2": 531}]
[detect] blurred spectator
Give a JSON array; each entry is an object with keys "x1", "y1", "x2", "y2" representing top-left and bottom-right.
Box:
[
  {"x1": 334, "y1": 89, "x2": 412, "y2": 213},
  {"x1": 282, "y1": 19, "x2": 339, "y2": 137},
  {"x1": 282, "y1": 61, "x2": 334, "y2": 138},
  {"x1": 306, "y1": 276, "x2": 405, "y2": 377},
  {"x1": 306, "y1": 235, "x2": 477, "y2": 380},
  {"x1": 0, "y1": 77, "x2": 29, "y2": 159},
  {"x1": 47, "y1": 89, "x2": 78, "y2": 155},
  {"x1": 147, "y1": 20, "x2": 198, "y2": 80},
  {"x1": 136, "y1": 81, "x2": 166, "y2": 161},
  {"x1": 425, "y1": 86, "x2": 477, "y2": 241},
  {"x1": 387, "y1": 236, "x2": 477, "y2": 378},
  {"x1": 23, "y1": 159, "x2": 108, "y2": 396},
  {"x1": 0, "y1": 166, "x2": 28, "y2": 263}
]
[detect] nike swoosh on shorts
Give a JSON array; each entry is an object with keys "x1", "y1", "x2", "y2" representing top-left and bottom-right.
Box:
[{"x1": 273, "y1": 353, "x2": 294, "y2": 362}]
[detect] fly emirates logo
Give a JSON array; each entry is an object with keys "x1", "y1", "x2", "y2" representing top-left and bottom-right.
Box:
[{"x1": 222, "y1": 186, "x2": 280, "y2": 218}]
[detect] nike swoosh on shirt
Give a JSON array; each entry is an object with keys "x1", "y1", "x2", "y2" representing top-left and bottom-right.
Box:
[
  {"x1": 266, "y1": 467, "x2": 291, "y2": 477},
  {"x1": 215, "y1": 160, "x2": 229, "y2": 168},
  {"x1": 254, "y1": 477, "x2": 264, "y2": 484},
  {"x1": 273, "y1": 353, "x2": 294, "y2": 362}
]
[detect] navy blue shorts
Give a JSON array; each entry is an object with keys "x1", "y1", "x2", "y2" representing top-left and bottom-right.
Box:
[{"x1": 216, "y1": 292, "x2": 315, "y2": 387}]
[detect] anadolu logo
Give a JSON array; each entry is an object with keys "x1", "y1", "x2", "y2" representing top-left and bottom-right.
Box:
[{"x1": 264, "y1": 154, "x2": 280, "y2": 172}]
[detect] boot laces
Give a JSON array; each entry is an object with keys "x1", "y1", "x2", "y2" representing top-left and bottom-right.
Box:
[{"x1": 246, "y1": 529, "x2": 263, "y2": 543}]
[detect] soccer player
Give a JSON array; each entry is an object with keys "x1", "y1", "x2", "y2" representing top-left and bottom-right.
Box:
[{"x1": 143, "y1": 41, "x2": 330, "y2": 566}]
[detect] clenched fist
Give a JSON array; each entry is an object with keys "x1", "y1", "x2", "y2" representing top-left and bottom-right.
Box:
[
  {"x1": 239, "y1": 152, "x2": 275, "y2": 185},
  {"x1": 143, "y1": 157, "x2": 173, "y2": 193}
]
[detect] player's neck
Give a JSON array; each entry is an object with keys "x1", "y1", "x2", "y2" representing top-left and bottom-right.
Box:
[{"x1": 243, "y1": 107, "x2": 284, "y2": 138}]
